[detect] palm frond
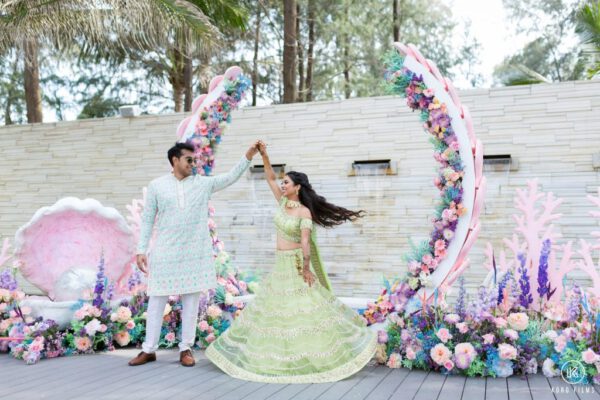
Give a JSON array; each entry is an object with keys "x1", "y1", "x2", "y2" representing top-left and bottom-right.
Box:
[{"x1": 0, "y1": 0, "x2": 221, "y2": 55}]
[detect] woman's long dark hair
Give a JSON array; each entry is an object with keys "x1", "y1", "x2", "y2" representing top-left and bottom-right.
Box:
[{"x1": 286, "y1": 171, "x2": 365, "y2": 228}]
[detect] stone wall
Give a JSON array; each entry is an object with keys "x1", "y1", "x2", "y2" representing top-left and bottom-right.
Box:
[{"x1": 1, "y1": 80, "x2": 599, "y2": 298}]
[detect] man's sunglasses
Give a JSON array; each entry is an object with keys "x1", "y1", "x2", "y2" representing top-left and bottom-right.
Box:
[{"x1": 181, "y1": 157, "x2": 197, "y2": 165}]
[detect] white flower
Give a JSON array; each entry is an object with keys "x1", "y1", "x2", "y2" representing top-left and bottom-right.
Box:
[
  {"x1": 542, "y1": 358, "x2": 559, "y2": 377},
  {"x1": 84, "y1": 318, "x2": 101, "y2": 336}
]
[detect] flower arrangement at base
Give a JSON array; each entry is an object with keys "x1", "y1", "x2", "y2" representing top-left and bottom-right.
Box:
[
  {"x1": 378, "y1": 275, "x2": 600, "y2": 382},
  {"x1": 66, "y1": 254, "x2": 114, "y2": 353}
]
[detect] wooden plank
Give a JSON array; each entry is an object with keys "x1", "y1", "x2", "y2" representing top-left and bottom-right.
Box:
[
  {"x1": 485, "y1": 377, "x2": 508, "y2": 400},
  {"x1": 438, "y1": 374, "x2": 466, "y2": 400},
  {"x1": 288, "y1": 382, "x2": 336, "y2": 400},
  {"x1": 413, "y1": 371, "x2": 446, "y2": 400},
  {"x1": 313, "y1": 367, "x2": 374, "y2": 400},
  {"x1": 574, "y1": 384, "x2": 600, "y2": 399},
  {"x1": 62, "y1": 351, "x2": 192, "y2": 399},
  {"x1": 364, "y1": 368, "x2": 410, "y2": 400},
  {"x1": 461, "y1": 376, "x2": 486, "y2": 400},
  {"x1": 216, "y1": 381, "x2": 266, "y2": 399},
  {"x1": 264, "y1": 383, "x2": 311, "y2": 400},
  {"x1": 507, "y1": 376, "x2": 532, "y2": 400},
  {"x1": 242, "y1": 384, "x2": 289, "y2": 400},
  {"x1": 388, "y1": 370, "x2": 429, "y2": 399},
  {"x1": 527, "y1": 374, "x2": 556, "y2": 400},
  {"x1": 341, "y1": 367, "x2": 391, "y2": 400},
  {"x1": 548, "y1": 377, "x2": 579, "y2": 400},
  {"x1": 140, "y1": 363, "x2": 226, "y2": 400},
  {"x1": 1, "y1": 352, "x2": 128, "y2": 399}
]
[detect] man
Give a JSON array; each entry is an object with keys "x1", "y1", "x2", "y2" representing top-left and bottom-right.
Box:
[{"x1": 129, "y1": 141, "x2": 260, "y2": 367}]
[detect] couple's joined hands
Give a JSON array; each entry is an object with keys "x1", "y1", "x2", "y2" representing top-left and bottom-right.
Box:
[{"x1": 246, "y1": 140, "x2": 268, "y2": 159}]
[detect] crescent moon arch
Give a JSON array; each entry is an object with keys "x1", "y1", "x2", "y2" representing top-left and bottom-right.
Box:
[{"x1": 376, "y1": 43, "x2": 486, "y2": 314}]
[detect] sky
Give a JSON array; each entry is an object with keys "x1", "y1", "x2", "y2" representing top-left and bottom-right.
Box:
[{"x1": 450, "y1": 0, "x2": 532, "y2": 88}]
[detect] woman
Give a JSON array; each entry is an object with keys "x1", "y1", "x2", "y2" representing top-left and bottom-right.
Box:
[{"x1": 205, "y1": 141, "x2": 376, "y2": 383}]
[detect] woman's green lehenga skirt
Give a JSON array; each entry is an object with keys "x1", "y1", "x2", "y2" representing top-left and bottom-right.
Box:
[{"x1": 205, "y1": 248, "x2": 377, "y2": 383}]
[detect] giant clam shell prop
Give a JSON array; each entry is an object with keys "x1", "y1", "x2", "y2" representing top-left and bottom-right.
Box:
[{"x1": 14, "y1": 197, "x2": 135, "y2": 300}]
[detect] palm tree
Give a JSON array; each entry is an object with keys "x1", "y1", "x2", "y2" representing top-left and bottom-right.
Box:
[
  {"x1": 0, "y1": 1, "x2": 237, "y2": 123},
  {"x1": 576, "y1": 0, "x2": 600, "y2": 78}
]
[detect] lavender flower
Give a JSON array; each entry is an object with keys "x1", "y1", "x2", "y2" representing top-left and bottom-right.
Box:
[
  {"x1": 468, "y1": 286, "x2": 495, "y2": 322},
  {"x1": 567, "y1": 284, "x2": 582, "y2": 322},
  {"x1": 517, "y1": 253, "x2": 533, "y2": 309},
  {"x1": 455, "y1": 276, "x2": 467, "y2": 319},
  {"x1": 0, "y1": 269, "x2": 18, "y2": 291},
  {"x1": 537, "y1": 239, "x2": 552, "y2": 300},
  {"x1": 497, "y1": 271, "x2": 512, "y2": 305},
  {"x1": 92, "y1": 253, "x2": 106, "y2": 309}
]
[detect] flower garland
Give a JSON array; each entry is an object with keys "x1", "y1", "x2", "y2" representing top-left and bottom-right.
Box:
[
  {"x1": 187, "y1": 74, "x2": 251, "y2": 176},
  {"x1": 363, "y1": 51, "x2": 466, "y2": 325}
]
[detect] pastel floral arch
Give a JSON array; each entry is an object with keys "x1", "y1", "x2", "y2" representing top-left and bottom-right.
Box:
[{"x1": 365, "y1": 43, "x2": 485, "y2": 321}]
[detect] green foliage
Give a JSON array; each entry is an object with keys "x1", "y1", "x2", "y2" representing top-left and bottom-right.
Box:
[{"x1": 495, "y1": 0, "x2": 587, "y2": 85}]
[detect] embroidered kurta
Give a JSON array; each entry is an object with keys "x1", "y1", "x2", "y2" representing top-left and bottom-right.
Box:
[{"x1": 137, "y1": 156, "x2": 251, "y2": 296}]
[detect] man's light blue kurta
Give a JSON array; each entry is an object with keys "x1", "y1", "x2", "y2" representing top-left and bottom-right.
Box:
[{"x1": 137, "y1": 156, "x2": 251, "y2": 296}]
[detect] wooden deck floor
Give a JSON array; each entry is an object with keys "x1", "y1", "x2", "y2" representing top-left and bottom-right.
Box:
[{"x1": 1, "y1": 349, "x2": 599, "y2": 400}]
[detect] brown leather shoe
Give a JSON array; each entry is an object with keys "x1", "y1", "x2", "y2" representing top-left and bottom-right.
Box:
[
  {"x1": 128, "y1": 351, "x2": 156, "y2": 366},
  {"x1": 180, "y1": 349, "x2": 195, "y2": 367}
]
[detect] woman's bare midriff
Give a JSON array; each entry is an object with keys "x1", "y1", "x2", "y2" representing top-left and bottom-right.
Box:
[{"x1": 277, "y1": 236, "x2": 302, "y2": 251}]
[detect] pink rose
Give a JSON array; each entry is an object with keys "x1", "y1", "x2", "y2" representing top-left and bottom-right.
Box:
[
  {"x1": 126, "y1": 320, "x2": 135, "y2": 330},
  {"x1": 207, "y1": 305, "x2": 222, "y2": 319},
  {"x1": 507, "y1": 313, "x2": 529, "y2": 331},
  {"x1": 583, "y1": 348, "x2": 599, "y2": 364},
  {"x1": 454, "y1": 352, "x2": 472, "y2": 369},
  {"x1": 554, "y1": 335, "x2": 567, "y2": 353},
  {"x1": 456, "y1": 322, "x2": 468, "y2": 334},
  {"x1": 75, "y1": 336, "x2": 92, "y2": 352},
  {"x1": 494, "y1": 318, "x2": 508, "y2": 329},
  {"x1": 386, "y1": 353, "x2": 402, "y2": 369},
  {"x1": 99, "y1": 324, "x2": 107, "y2": 333},
  {"x1": 114, "y1": 331, "x2": 131, "y2": 347},
  {"x1": 165, "y1": 332, "x2": 176, "y2": 342},
  {"x1": 434, "y1": 240, "x2": 446, "y2": 251},
  {"x1": 482, "y1": 334, "x2": 495, "y2": 344},
  {"x1": 444, "y1": 359, "x2": 454, "y2": 371},
  {"x1": 430, "y1": 343, "x2": 451, "y2": 365},
  {"x1": 436, "y1": 328, "x2": 453, "y2": 344},
  {"x1": 455, "y1": 343, "x2": 476, "y2": 359},
  {"x1": 421, "y1": 254, "x2": 433, "y2": 265},
  {"x1": 198, "y1": 320, "x2": 209, "y2": 332},
  {"x1": 406, "y1": 347, "x2": 417, "y2": 360},
  {"x1": 206, "y1": 333, "x2": 216, "y2": 343},
  {"x1": 498, "y1": 343, "x2": 517, "y2": 360}
]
